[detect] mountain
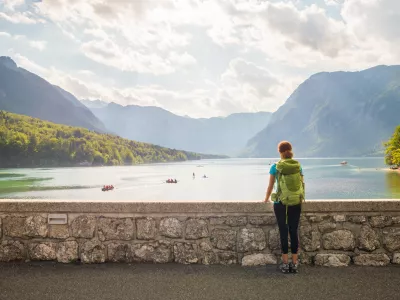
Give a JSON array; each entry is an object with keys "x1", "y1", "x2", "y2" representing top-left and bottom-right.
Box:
[
  {"x1": 0, "y1": 111, "x2": 226, "y2": 168},
  {"x1": 81, "y1": 99, "x2": 109, "y2": 109},
  {"x1": 82, "y1": 100, "x2": 271, "y2": 156},
  {"x1": 245, "y1": 65, "x2": 400, "y2": 157},
  {"x1": 0, "y1": 56, "x2": 106, "y2": 132}
]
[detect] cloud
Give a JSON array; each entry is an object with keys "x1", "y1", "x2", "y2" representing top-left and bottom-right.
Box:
[
  {"x1": 325, "y1": 0, "x2": 341, "y2": 5},
  {"x1": 4, "y1": 0, "x2": 400, "y2": 117},
  {"x1": 0, "y1": 31, "x2": 12, "y2": 38},
  {"x1": 263, "y1": 3, "x2": 349, "y2": 57},
  {"x1": 80, "y1": 38, "x2": 196, "y2": 75},
  {"x1": 342, "y1": 0, "x2": 400, "y2": 42},
  {"x1": 11, "y1": 52, "x2": 48, "y2": 75},
  {"x1": 29, "y1": 40, "x2": 47, "y2": 51},
  {"x1": 216, "y1": 58, "x2": 289, "y2": 114},
  {"x1": 3, "y1": 0, "x2": 25, "y2": 11},
  {"x1": 0, "y1": 11, "x2": 38, "y2": 24}
]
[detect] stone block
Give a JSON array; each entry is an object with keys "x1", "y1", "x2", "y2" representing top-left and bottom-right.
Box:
[
  {"x1": 392, "y1": 217, "x2": 400, "y2": 224},
  {"x1": 322, "y1": 230, "x2": 355, "y2": 251},
  {"x1": 241, "y1": 254, "x2": 277, "y2": 266},
  {"x1": 107, "y1": 243, "x2": 130, "y2": 262},
  {"x1": 98, "y1": 217, "x2": 135, "y2": 241},
  {"x1": 392, "y1": 253, "x2": 400, "y2": 264},
  {"x1": 159, "y1": 218, "x2": 183, "y2": 238},
  {"x1": 3, "y1": 216, "x2": 48, "y2": 238},
  {"x1": 237, "y1": 228, "x2": 266, "y2": 252},
  {"x1": 359, "y1": 225, "x2": 380, "y2": 251},
  {"x1": 210, "y1": 228, "x2": 236, "y2": 250},
  {"x1": 3, "y1": 216, "x2": 25, "y2": 237},
  {"x1": 299, "y1": 252, "x2": 315, "y2": 265},
  {"x1": 209, "y1": 216, "x2": 247, "y2": 226},
  {"x1": 308, "y1": 215, "x2": 330, "y2": 223},
  {"x1": 185, "y1": 218, "x2": 208, "y2": 239},
  {"x1": 136, "y1": 218, "x2": 156, "y2": 240},
  {"x1": 369, "y1": 216, "x2": 393, "y2": 228},
  {"x1": 80, "y1": 239, "x2": 105, "y2": 264},
  {"x1": 354, "y1": 254, "x2": 390, "y2": 266},
  {"x1": 217, "y1": 252, "x2": 237, "y2": 265},
  {"x1": 201, "y1": 251, "x2": 218, "y2": 265},
  {"x1": 71, "y1": 215, "x2": 96, "y2": 239},
  {"x1": 24, "y1": 216, "x2": 48, "y2": 237},
  {"x1": 333, "y1": 215, "x2": 346, "y2": 222},
  {"x1": 348, "y1": 215, "x2": 367, "y2": 224},
  {"x1": 132, "y1": 241, "x2": 172, "y2": 263},
  {"x1": 0, "y1": 218, "x2": 1, "y2": 238},
  {"x1": 199, "y1": 241, "x2": 213, "y2": 252},
  {"x1": 268, "y1": 228, "x2": 281, "y2": 251},
  {"x1": 383, "y1": 228, "x2": 400, "y2": 252},
  {"x1": 0, "y1": 240, "x2": 25, "y2": 262},
  {"x1": 314, "y1": 254, "x2": 350, "y2": 267},
  {"x1": 28, "y1": 242, "x2": 57, "y2": 261},
  {"x1": 318, "y1": 222, "x2": 337, "y2": 233},
  {"x1": 248, "y1": 216, "x2": 276, "y2": 225},
  {"x1": 300, "y1": 225, "x2": 321, "y2": 251},
  {"x1": 49, "y1": 225, "x2": 69, "y2": 239},
  {"x1": 57, "y1": 241, "x2": 78, "y2": 263},
  {"x1": 173, "y1": 242, "x2": 199, "y2": 264}
]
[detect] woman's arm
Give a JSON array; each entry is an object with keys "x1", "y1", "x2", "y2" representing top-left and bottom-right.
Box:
[{"x1": 264, "y1": 174, "x2": 275, "y2": 202}]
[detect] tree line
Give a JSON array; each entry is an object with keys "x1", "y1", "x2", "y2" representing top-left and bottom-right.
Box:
[
  {"x1": 0, "y1": 111, "x2": 226, "y2": 168},
  {"x1": 385, "y1": 125, "x2": 400, "y2": 167}
]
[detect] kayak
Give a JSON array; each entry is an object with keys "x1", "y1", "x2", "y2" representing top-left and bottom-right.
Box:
[{"x1": 102, "y1": 186, "x2": 114, "y2": 191}]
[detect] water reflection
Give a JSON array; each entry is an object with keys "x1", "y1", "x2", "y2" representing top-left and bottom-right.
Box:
[{"x1": 386, "y1": 171, "x2": 400, "y2": 198}]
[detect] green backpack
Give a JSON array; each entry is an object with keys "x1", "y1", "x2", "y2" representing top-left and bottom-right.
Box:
[{"x1": 275, "y1": 159, "x2": 305, "y2": 207}]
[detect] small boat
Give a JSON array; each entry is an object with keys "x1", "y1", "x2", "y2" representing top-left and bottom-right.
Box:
[
  {"x1": 166, "y1": 179, "x2": 178, "y2": 184},
  {"x1": 340, "y1": 161, "x2": 348, "y2": 165},
  {"x1": 102, "y1": 185, "x2": 114, "y2": 192}
]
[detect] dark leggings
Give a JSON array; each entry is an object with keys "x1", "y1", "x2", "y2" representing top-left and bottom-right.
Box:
[{"x1": 273, "y1": 202, "x2": 301, "y2": 254}]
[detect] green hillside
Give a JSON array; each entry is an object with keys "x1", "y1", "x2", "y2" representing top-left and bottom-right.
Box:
[
  {"x1": 0, "y1": 111, "x2": 226, "y2": 168},
  {"x1": 385, "y1": 125, "x2": 400, "y2": 166}
]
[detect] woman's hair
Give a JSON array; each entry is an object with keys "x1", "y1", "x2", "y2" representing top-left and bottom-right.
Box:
[{"x1": 278, "y1": 141, "x2": 293, "y2": 159}]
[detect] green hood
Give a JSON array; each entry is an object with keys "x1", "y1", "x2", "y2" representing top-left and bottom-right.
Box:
[{"x1": 276, "y1": 159, "x2": 301, "y2": 175}]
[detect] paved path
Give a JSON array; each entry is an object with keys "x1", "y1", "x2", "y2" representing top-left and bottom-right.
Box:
[{"x1": 0, "y1": 263, "x2": 399, "y2": 300}]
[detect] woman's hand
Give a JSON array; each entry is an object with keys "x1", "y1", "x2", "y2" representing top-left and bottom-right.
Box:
[{"x1": 264, "y1": 196, "x2": 270, "y2": 202}]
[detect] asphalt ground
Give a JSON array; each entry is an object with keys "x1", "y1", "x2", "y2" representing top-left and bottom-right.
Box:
[{"x1": 0, "y1": 263, "x2": 399, "y2": 300}]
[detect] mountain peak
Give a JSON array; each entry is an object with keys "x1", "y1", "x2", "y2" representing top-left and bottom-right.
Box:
[{"x1": 0, "y1": 56, "x2": 18, "y2": 70}]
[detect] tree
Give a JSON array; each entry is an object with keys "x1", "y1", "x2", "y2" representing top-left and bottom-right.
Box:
[{"x1": 385, "y1": 125, "x2": 400, "y2": 166}]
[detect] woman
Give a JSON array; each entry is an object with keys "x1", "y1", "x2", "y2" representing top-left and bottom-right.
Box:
[{"x1": 264, "y1": 141, "x2": 304, "y2": 274}]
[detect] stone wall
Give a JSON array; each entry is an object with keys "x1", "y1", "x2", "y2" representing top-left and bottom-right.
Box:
[{"x1": 0, "y1": 200, "x2": 399, "y2": 267}]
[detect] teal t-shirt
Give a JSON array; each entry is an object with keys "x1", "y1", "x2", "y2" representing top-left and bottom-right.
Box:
[{"x1": 269, "y1": 163, "x2": 303, "y2": 204}]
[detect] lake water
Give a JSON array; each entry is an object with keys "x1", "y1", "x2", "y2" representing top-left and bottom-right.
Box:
[{"x1": 0, "y1": 158, "x2": 399, "y2": 201}]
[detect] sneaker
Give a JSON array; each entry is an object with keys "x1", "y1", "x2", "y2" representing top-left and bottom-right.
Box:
[
  {"x1": 279, "y1": 263, "x2": 290, "y2": 274},
  {"x1": 289, "y1": 262, "x2": 299, "y2": 273}
]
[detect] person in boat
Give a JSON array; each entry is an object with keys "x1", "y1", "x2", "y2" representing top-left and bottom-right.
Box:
[
  {"x1": 174, "y1": 179, "x2": 177, "y2": 183},
  {"x1": 264, "y1": 141, "x2": 304, "y2": 274},
  {"x1": 193, "y1": 172, "x2": 195, "y2": 178}
]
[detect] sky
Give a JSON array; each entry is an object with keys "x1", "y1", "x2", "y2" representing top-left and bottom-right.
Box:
[{"x1": 0, "y1": 0, "x2": 399, "y2": 118}]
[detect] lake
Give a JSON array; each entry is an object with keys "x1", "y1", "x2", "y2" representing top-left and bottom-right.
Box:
[{"x1": 0, "y1": 158, "x2": 399, "y2": 201}]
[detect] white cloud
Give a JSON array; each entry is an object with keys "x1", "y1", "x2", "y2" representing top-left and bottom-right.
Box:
[
  {"x1": 0, "y1": 11, "x2": 37, "y2": 24},
  {"x1": 0, "y1": 31, "x2": 12, "y2": 38},
  {"x1": 80, "y1": 38, "x2": 196, "y2": 75},
  {"x1": 216, "y1": 58, "x2": 290, "y2": 114},
  {"x1": 3, "y1": 0, "x2": 25, "y2": 11},
  {"x1": 11, "y1": 52, "x2": 48, "y2": 75},
  {"x1": 29, "y1": 40, "x2": 47, "y2": 51},
  {"x1": 4, "y1": 0, "x2": 400, "y2": 117},
  {"x1": 325, "y1": 0, "x2": 341, "y2": 5}
]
